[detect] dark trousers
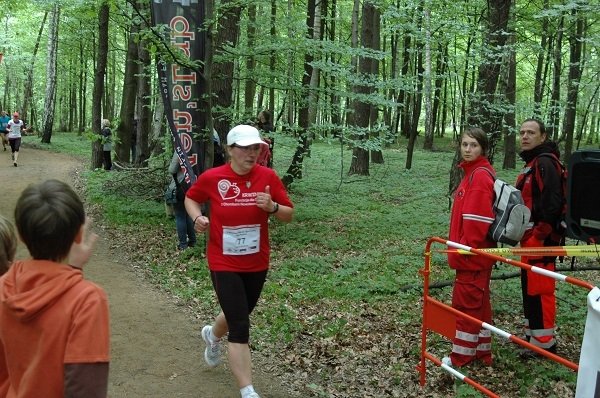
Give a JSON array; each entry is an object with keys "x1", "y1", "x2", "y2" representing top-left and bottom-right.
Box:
[
  {"x1": 210, "y1": 270, "x2": 268, "y2": 344},
  {"x1": 103, "y1": 151, "x2": 112, "y2": 170}
]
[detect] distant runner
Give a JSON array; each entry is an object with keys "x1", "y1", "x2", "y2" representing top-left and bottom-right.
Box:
[
  {"x1": 0, "y1": 111, "x2": 10, "y2": 151},
  {"x1": 6, "y1": 112, "x2": 26, "y2": 167}
]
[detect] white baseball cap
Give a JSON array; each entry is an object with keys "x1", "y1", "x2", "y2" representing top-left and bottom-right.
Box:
[{"x1": 226, "y1": 125, "x2": 267, "y2": 146}]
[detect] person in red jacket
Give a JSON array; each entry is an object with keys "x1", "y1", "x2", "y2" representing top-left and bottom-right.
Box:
[
  {"x1": 444, "y1": 127, "x2": 497, "y2": 367},
  {"x1": 185, "y1": 125, "x2": 294, "y2": 398},
  {"x1": 515, "y1": 118, "x2": 563, "y2": 356}
]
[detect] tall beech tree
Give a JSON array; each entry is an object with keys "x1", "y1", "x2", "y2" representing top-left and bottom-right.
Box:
[
  {"x1": 41, "y1": 3, "x2": 59, "y2": 143},
  {"x1": 91, "y1": 1, "x2": 109, "y2": 169}
]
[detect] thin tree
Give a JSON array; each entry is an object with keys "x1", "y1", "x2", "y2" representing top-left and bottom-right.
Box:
[
  {"x1": 547, "y1": 16, "x2": 564, "y2": 141},
  {"x1": 91, "y1": 1, "x2": 109, "y2": 169},
  {"x1": 244, "y1": 3, "x2": 256, "y2": 118},
  {"x1": 422, "y1": 3, "x2": 433, "y2": 151},
  {"x1": 405, "y1": 0, "x2": 424, "y2": 170},
  {"x1": 561, "y1": 3, "x2": 585, "y2": 164},
  {"x1": 41, "y1": 3, "x2": 60, "y2": 143},
  {"x1": 369, "y1": 5, "x2": 383, "y2": 164},
  {"x1": 502, "y1": 30, "x2": 517, "y2": 170},
  {"x1": 282, "y1": 0, "x2": 317, "y2": 186},
  {"x1": 135, "y1": 0, "x2": 151, "y2": 167},
  {"x1": 78, "y1": 20, "x2": 88, "y2": 134},
  {"x1": 115, "y1": 11, "x2": 139, "y2": 164},
  {"x1": 21, "y1": 10, "x2": 47, "y2": 125},
  {"x1": 533, "y1": 0, "x2": 551, "y2": 119}
]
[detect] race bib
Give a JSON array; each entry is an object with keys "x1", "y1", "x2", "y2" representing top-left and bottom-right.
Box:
[{"x1": 222, "y1": 224, "x2": 260, "y2": 255}]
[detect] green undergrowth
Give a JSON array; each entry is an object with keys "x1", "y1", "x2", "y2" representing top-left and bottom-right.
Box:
[{"x1": 34, "y1": 130, "x2": 600, "y2": 397}]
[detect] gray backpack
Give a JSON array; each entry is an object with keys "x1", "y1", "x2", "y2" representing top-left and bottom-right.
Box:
[{"x1": 471, "y1": 168, "x2": 531, "y2": 246}]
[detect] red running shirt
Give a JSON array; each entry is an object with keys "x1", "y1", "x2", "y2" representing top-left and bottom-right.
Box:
[{"x1": 186, "y1": 163, "x2": 293, "y2": 272}]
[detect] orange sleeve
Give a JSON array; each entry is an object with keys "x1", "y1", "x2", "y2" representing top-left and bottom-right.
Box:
[{"x1": 64, "y1": 283, "x2": 110, "y2": 364}]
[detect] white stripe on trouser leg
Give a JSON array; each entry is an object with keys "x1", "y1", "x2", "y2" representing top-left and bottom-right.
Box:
[
  {"x1": 452, "y1": 344, "x2": 477, "y2": 356},
  {"x1": 530, "y1": 327, "x2": 555, "y2": 338},
  {"x1": 477, "y1": 343, "x2": 491, "y2": 351},
  {"x1": 455, "y1": 330, "x2": 479, "y2": 342},
  {"x1": 529, "y1": 336, "x2": 556, "y2": 349}
]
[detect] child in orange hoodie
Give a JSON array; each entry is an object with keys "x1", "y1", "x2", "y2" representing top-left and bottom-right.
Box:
[{"x1": 0, "y1": 179, "x2": 110, "y2": 397}]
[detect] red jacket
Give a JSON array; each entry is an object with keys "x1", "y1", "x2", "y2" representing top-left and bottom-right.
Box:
[
  {"x1": 448, "y1": 156, "x2": 497, "y2": 271},
  {"x1": 515, "y1": 142, "x2": 563, "y2": 243}
]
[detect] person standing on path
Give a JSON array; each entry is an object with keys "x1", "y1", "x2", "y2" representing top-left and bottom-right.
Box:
[
  {"x1": 0, "y1": 111, "x2": 10, "y2": 151},
  {"x1": 6, "y1": 112, "x2": 26, "y2": 167},
  {"x1": 444, "y1": 127, "x2": 496, "y2": 367},
  {"x1": 184, "y1": 124, "x2": 294, "y2": 398},
  {"x1": 515, "y1": 118, "x2": 564, "y2": 356},
  {"x1": 101, "y1": 119, "x2": 113, "y2": 171}
]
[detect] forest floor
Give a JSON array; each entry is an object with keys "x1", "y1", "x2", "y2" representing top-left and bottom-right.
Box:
[{"x1": 1, "y1": 145, "x2": 290, "y2": 398}]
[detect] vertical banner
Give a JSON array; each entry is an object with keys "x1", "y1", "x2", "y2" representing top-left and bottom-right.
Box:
[{"x1": 151, "y1": 0, "x2": 206, "y2": 186}]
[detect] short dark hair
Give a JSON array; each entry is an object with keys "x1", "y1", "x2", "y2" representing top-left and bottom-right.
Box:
[
  {"x1": 462, "y1": 127, "x2": 489, "y2": 156},
  {"x1": 258, "y1": 110, "x2": 272, "y2": 122},
  {"x1": 15, "y1": 179, "x2": 85, "y2": 262},
  {"x1": 522, "y1": 118, "x2": 547, "y2": 139}
]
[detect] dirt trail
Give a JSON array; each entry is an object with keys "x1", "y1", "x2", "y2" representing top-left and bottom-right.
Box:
[{"x1": 1, "y1": 145, "x2": 289, "y2": 398}]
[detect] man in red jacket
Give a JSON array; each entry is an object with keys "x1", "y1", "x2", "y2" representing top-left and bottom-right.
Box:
[{"x1": 515, "y1": 118, "x2": 564, "y2": 355}]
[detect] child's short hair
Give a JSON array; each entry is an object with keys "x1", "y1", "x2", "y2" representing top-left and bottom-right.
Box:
[
  {"x1": 15, "y1": 180, "x2": 85, "y2": 262},
  {"x1": 102, "y1": 119, "x2": 110, "y2": 128},
  {"x1": 0, "y1": 215, "x2": 16, "y2": 275}
]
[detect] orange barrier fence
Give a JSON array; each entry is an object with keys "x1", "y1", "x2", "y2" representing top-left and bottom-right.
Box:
[{"x1": 416, "y1": 236, "x2": 595, "y2": 397}]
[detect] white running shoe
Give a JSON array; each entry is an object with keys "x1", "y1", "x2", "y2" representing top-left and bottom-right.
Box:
[
  {"x1": 245, "y1": 393, "x2": 261, "y2": 398},
  {"x1": 201, "y1": 325, "x2": 222, "y2": 367}
]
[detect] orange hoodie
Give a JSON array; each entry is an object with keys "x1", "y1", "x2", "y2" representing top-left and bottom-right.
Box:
[{"x1": 0, "y1": 260, "x2": 109, "y2": 397}]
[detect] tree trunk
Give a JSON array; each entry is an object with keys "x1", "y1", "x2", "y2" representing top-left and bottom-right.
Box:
[
  {"x1": 561, "y1": 6, "x2": 584, "y2": 164},
  {"x1": 149, "y1": 92, "x2": 165, "y2": 156},
  {"x1": 269, "y1": 0, "x2": 276, "y2": 113},
  {"x1": 503, "y1": 31, "x2": 516, "y2": 169},
  {"x1": 349, "y1": 1, "x2": 378, "y2": 175},
  {"x1": 22, "y1": 11, "x2": 47, "y2": 124},
  {"x1": 399, "y1": 33, "x2": 411, "y2": 138},
  {"x1": 467, "y1": 0, "x2": 512, "y2": 164},
  {"x1": 547, "y1": 17, "x2": 563, "y2": 141},
  {"x1": 307, "y1": 1, "x2": 321, "y2": 130},
  {"x1": 432, "y1": 42, "x2": 447, "y2": 138},
  {"x1": 69, "y1": 58, "x2": 77, "y2": 132},
  {"x1": 115, "y1": 14, "x2": 139, "y2": 164},
  {"x1": 78, "y1": 22, "x2": 88, "y2": 134},
  {"x1": 422, "y1": 7, "x2": 433, "y2": 151},
  {"x1": 533, "y1": 0, "x2": 550, "y2": 118},
  {"x1": 212, "y1": 0, "x2": 243, "y2": 138},
  {"x1": 369, "y1": 6, "x2": 383, "y2": 164},
  {"x1": 244, "y1": 3, "x2": 256, "y2": 118},
  {"x1": 406, "y1": 48, "x2": 423, "y2": 170},
  {"x1": 41, "y1": 4, "x2": 60, "y2": 144},
  {"x1": 282, "y1": 0, "x2": 316, "y2": 186},
  {"x1": 91, "y1": 1, "x2": 109, "y2": 169},
  {"x1": 135, "y1": 2, "x2": 151, "y2": 167}
]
